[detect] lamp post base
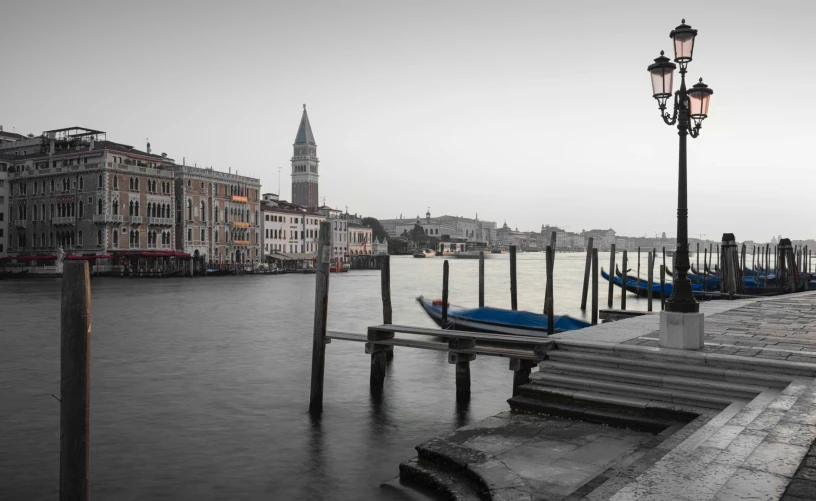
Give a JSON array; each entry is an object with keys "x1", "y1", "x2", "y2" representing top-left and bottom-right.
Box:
[{"x1": 659, "y1": 311, "x2": 705, "y2": 350}]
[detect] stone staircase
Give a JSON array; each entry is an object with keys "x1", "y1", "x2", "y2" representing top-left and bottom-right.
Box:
[{"x1": 508, "y1": 338, "x2": 816, "y2": 500}]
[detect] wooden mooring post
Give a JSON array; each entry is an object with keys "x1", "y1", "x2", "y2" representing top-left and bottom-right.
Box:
[
  {"x1": 478, "y1": 250, "x2": 485, "y2": 308},
  {"x1": 591, "y1": 248, "x2": 599, "y2": 325},
  {"x1": 310, "y1": 222, "x2": 332, "y2": 413},
  {"x1": 510, "y1": 245, "x2": 518, "y2": 311},
  {"x1": 647, "y1": 251, "x2": 654, "y2": 312},
  {"x1": 695, "y1": 243, "x2": 700, "y2": 283},
  {"x1": 442, "y1": 260, "x2": 450, "y2": 328},
  {"x1": 660, "y1": 265, "x2": 666, "y2": 310},
  {"x1": 380, "y1": 255, "x2": 394, "y2": 360},
  {"x1": 608, "y1": 244, "x2": 616, "y2": 308},
  {"x1": 61, "y1": 260, "x2": 91, "y2": 501},
  {"x1": 580, "y1": 237, "x2": 594, "y2": 310},
  {"x1": 546, "y1": 245, "x2": 554, "y2": 335},
  {"x1": 621, "y1": 250, "x2": 628, "y2": 311},
  {"x1": 636, "y1": 247, "x2": 641, "y2": 296}
]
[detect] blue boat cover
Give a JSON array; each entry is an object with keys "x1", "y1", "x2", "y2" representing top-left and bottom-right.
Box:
[{"x1": 422, "y1": 299, "x2": 590, "y2": 332}]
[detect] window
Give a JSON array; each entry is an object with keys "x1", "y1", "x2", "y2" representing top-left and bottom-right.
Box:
[
  {"x1": 187, "y1": 199, "x2": 192, "y2": 221},
  {"x1": 113, "y1": 176, "x2": 118, "y2": 189},
  {"x1": 187, "y1": 228, "x2": 192, "y2": 242},
  {"x1": 113, "y1": 230, "x2": 118, "y2": 248},
  {"x1": 200, "y1": 229, "x2": 205, "y2": 242},
  {"x1": 98, "y1": 174, "x2": 103, "y2": 187},
  {"x1": 200, "y1": 201, "x2": 206, "y2": 222},
  {"x1": 113, "y1": 200, "x2": 119, "y2": 215},
  {"x1": 78, "y1": 201, "x2": 83, "y2": 218},
  {"x1": 78, "y1": 231, "x2": 83, "y2": 246},
  {"x1": 129, "y1": 177, "x2": 134, "y2": 190},
  {"x1": 79, "y1": 177, "x2": 84, "y2": 191},
  {"x1": 215, "y1": 229, "x2": 219, "y2": 243}
]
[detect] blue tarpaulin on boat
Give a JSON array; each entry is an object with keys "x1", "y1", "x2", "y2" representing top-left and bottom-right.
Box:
[{"x1": 420, "y1": 298, "x2": 590, "y2": 332}]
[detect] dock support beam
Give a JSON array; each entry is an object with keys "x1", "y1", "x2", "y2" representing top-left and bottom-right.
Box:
[
  {"x1": 510, "y1": 245, "x2": 518, "y2": 310},
  {"x1": 380, "y1": 255, "x2": 394, "y2": 360},
  {"x1": 580, "y1": 238, "x2": 594, "y2": 310},
  {"x1": 449, "y1": 339, "x2": 475, "y2": 399},
  {"x1": 61, "y1": 261, "x2": 91, "y2": 501},
  {"x1": 510, "y1": 358, "x2": 537, "y2": 396}
]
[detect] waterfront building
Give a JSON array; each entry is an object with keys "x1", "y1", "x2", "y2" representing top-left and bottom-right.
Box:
[
  {"x1": 348, "y1": 222, "x2": 373, "y2": 256},
  {"x1": 583, "y1": 228, "x2": 617, "y2": 251},
  {"x1": 382, "y1": 210, "x2": 496, "y2": 244},
  {"x1": 315, "y1": 205, "x2": 349, "y2": 263},
  {"x1": 541, "y1": 225, "x2": 568, "y2": 249},
  {"x1": 0, "y1": 160, "x2": 8, "y2": 256},
  {"x1": 260, "y1": 196, "x2": 325, "y2": 258},
  {"x1": 291, "y1": 105, "x2": 319, "y2": 210},
  {"x1": 372, "y1": 238, "x2": 388, "y2": 256},
  {"x1": 1, "y1": 127, "x2": 177, "y2": 262},
  {"x1": 171, "y1": 165, "x2": 261, "y2": 265}
]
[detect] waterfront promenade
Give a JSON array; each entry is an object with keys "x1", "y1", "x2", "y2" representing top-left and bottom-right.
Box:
[{"x1": 394, "y1": 292, "x2": 816, "y2": 500}]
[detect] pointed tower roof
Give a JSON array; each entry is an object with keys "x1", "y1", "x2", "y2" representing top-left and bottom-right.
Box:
[{"x1": 294, "y1": 104, "x2": 316, "y2": 145}]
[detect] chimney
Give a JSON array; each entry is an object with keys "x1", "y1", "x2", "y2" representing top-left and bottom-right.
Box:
[
  {"x1": 89, "y1": 137, "x2": 95, "y2": 150},
  {"x1": 49, "y1": 139, "x2": 55, "y2": 155},
  {"x1": 146, "y1": 142, "x2": 151, "y2": 155}
]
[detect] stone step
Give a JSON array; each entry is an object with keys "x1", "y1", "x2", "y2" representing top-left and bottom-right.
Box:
[
  {"x1": 507, "y1": 394, "x2": 680, "y2": 433},
  {"x1": 540, "y1": 360, "x2": 767, "y2": 400},
  {"x1": 554, "y1": 338, "x2": 816, "y2": 377},
  {"x1": 547, "y1": 349, "x2": 793, "y2": 388},
  {"x1": 398, "y1": 457, "x2": 484, "y2": 501},
  {"x1": 380, "y1": 476, "x2": 449, "y2": 501},
  {"x1": 529, "y1": 371, "x2": 739, "y2": 409}
]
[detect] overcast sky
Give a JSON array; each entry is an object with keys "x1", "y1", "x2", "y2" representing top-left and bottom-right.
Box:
[{"x1": 2, "y1": 1, "x2": 813, "y2": 242}]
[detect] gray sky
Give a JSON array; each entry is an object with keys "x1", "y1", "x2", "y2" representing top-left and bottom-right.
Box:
[{"x1": 2, "y1": 0, "x2": 814, "y2": 242}]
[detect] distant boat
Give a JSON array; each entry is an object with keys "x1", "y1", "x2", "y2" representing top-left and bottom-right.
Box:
[
  {"x1": 416, "y1": 295, "x2": 590, "y2": 336},
  {"x1": 413, "y1": 249, "x2": 435, "y2": 258}
]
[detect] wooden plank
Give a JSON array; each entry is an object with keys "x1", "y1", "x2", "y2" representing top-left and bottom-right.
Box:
[
  {"x1": 364, "y1": 325, "x2": 552, "y2": 345},
  {"x1": 327, "y1": 332, "x2": 542, "y2": 360},
  {"x1": 61, "y1": 261, "x2": 91, "y2": 501},
  {"x1": 309, "y1": 221, "x2": 332, "y2": 414}
]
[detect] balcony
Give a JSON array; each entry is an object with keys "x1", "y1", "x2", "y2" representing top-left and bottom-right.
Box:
[
  {"x1": 230, "y1": 221, "x2": 250, "y2": 228},
  {"x1": 14, "y1": 219, "x2": 28, "y2": 229},
  {"x1": 127, "y1": 216, "x2": 143, "y2": 224},
  {"x1": 93, "y1": 214, "x2": 124, "y2": 224},
  {"x1": 231, "y1": 195, "x2": 248, "y2": 203},
  {"x1": 147, "y1": 217, "x2": 174, "y2": 226},
  {"x1": 53, "y1": 217, "x2": 75, "y2": 226},
  {"x1": 233, "y1": 240, "x2": 250, "y2": 246}
]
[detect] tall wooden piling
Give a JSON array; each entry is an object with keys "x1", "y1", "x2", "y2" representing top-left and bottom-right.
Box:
[
  {"x1": 61, "y1": 260, "x2": 91, "y2": 501},
  {"x1": 660, "y1": 265, "x2": 666, "y2": 310},
  {"x1": 442, "y1": 260, "x2": 449, "y2": 328},
  {"x1": 546, "y1": 245, "x2": 554, "y2": 335},
  {"x1": 636, "y1": 247, "x2": 641, "y2": 296},
  {"x1": 647, "y1": 252, "x2": 654, "y2": 312},
  {"x1": 309, "y1": 222, "x2": 332, "y2": 414},
  {"x1": 621, "y1": 250, "x2": 628, "y2": 311},
  {"x1": 608, "y1": 244, "x2": 616, "y2": 308},
  {"x1": 704, "y1": 249, "x2": 708, "y2": 277},
  {"x1": 545, "y1": 233, "x2": 556, "y2": 311},
  {"x1": 696, "y1": 243, "x2": 700, "y2": 283},
  {"x1": 591, "y1": 248, "x2": 599, "y2": 325},
  {"x1": 510, "y1": 245, "x2": 517, "y2": 311},
  {"x1": 380, "y1": 255, "x2": 394, "y2": 361},
  {"x1": 580, "y1": 237, "x2": 594, "y2": 310},
  {"x1": 478, "y1": 251, "x2": 485, "y2": 308}
]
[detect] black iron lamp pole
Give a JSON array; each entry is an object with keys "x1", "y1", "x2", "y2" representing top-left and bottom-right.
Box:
[{"x1": 647, "y1": 20, "x2": 714, "y2": 314}]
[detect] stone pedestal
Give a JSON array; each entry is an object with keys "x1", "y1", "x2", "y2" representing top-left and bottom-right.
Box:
[{"x1": 659, "y1": 311, "x2": 705, "y2": 350}]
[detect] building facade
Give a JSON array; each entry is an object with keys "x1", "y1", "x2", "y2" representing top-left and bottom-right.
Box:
[
  {"x1": 2, "y1": 127, "x2": 178, "y2": 259},
  {"x1": 291, "y1": 105, "x2": 319, "y2": 209},
  {"x1": 261, "y1": 199, "x2": 325, "y2": 257},
  {"x1": 348, "y1": 223, "x2": 373, "y2": 256},
  {"x1": 172, "y1": 165, "x2": 261, "y2": 265},
  {"x1": 381, "y1": 211, "x2": 496, "y2": 244}
]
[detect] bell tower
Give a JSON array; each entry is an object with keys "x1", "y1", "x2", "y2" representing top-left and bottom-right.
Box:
[{"x1": 291, "y1": 104, "x2": 319, "y2": 209}]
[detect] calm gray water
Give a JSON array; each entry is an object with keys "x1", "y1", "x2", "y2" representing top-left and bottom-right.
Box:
[{"x1": 0, "y1": 252, "x2": 666, "y2": 500}]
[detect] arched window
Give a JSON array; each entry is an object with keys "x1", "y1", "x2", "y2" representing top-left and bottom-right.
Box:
[
  {"x1": 187, "y1": 199, "x2": 192, "y2": 221},
  {"x1": 113, "y1": 200, "x2": 119, "y2": 215},
  {"x1": 134, "y1": 178, "x2": 139, "y2": 191},
  {"x1": 78, "y1": 201, "x2": 83, "y2": 218},
  {"x1": 33, "y1": 205, "x2": 38, "y2": 221},
  {"x1": 33, "y1": 233, "x2": 38, "y2": 247},
  {"x1": 98, "y1": 174, "x2": 103, "y2": 187},
  {"x1": 79, "y1": 177, "x2": 84, "y2": 191},
  {"x1": 113, "y1": 230, "x2": 118, "y2": 248},
  {"x1": 135, "y1": 201, "x2": 140, "y2": 216},
  {"x1": 97, "y1": 229, "x2": 102, "y2": 246},
  {"x1": 113, "y1": 176, "x2": 118, "y2": 189},
  {"x1": 129, "y1": 200, "x2": 134, "y2": 216},
  {"x1": 50, "y1": 204, "x2": 54, "y2": 220},
  {"x1": 129, "y1": 177, "x2": 134, "y2": 190},
  {"x1": 49, "y1": 232, "x2": 54, "y2": 247},
  {"x1": 78, "y1": 230, "x2": 83, "y2": 246},
  {"x1": 201, "y1": 201, "x2": 206, "y2": 222}
]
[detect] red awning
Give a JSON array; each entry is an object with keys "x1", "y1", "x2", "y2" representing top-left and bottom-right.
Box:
[
  {"x1": 15, "y1": 255, "x2": 57, "y2": 261},
  {"x1": 173, "y1": 251, "x2": 191, "y2": 258}
]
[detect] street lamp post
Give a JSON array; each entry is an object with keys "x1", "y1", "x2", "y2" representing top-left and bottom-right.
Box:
[{"x1": 647, "y1": 20, "x2": 714, "y2": 347}]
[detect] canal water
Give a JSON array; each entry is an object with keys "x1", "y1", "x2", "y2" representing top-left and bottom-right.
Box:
[{"x1": 0, "y1": 252, "x2": 671, "y2": 500}]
